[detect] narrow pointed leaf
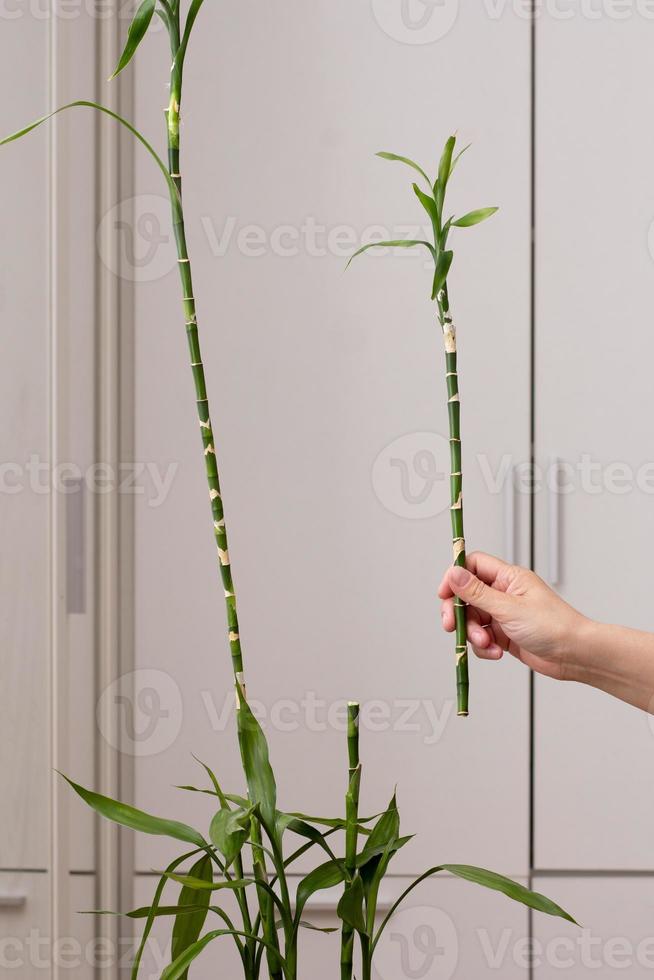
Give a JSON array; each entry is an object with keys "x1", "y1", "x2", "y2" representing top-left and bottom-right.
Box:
[
  {"x1": 0, "y1": 102, "x2": 179, "y2": 204},
  {"x1": 376, "y1": 151, "x2": 431, "y2": 188},
  {"x1": 359, "y1": 793, "x2": 399, "y2": 864},
  {"x1": 452, "y1": 207, "x2": 499, "y2": 228},
  {"x1": 337, "y1": 876, "x2": 367, "y2": 935},
  {"x1": 295, "y1": 859, "x2": 346, "y2": 923},
  {"x1": 431, "y1": 250, "x2": 454, "y2": 300},
  {"x1": 441, "y1": 865, "x2": 578, "y2": 923},
  {"x1": 171, "y1": 855, "x2": 212, "y2": 980},
  {"x1": 164, "y1": 872, "x2": 254, "y2": 892},
  {"x1": 179, "y1": 0, "x2": 206, "y2": 62},
  {"x1": 277, "y1": 813, "x2": 340, "y2": 864},
  {"x1": 161, "y1": 929, "x2": 286, "y2": 980},
  {"x1": 346, "y1": 239, "x2": 435, "y2": 270},
  {"x1": 129, "y1": 849, "x2": 203, "y2": 980},
  {"x1": 111, "y1": 0, "x2": 155, "y2": 79},
  {"x1": 192, "y1": 755, "x2": 229, "y2": 808},
  {"x1": 372, "y1": 864, "x2": 577, "y2": 953},
  {"x1": 450, "y1": 143, "x2": 471, "y2": 176},
  {"x1": 299, "y1": 920, "x2": 338, "y2": 934},
  {"x1": 236, "y1": 688, "x2": 277, "y2": 830},
  {"x1": 437, "y1": 135, "x2": 457, "y2": 193},
  {"x1": 412, "y1": 183, "x2": 440, "y2": 237},
  {"x1": 61, "y1": 776, "x2": 205, "y2": 847}
]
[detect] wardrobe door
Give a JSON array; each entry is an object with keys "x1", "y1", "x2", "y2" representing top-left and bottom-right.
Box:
[
  {"x1": 130, "y1": 1, "x2": 532, "y2": 876},
  {"x1": 532, "y1": 877, "x2": 654, "y2": 979},
  {"x1": 534, "y1": 15, "x2": 654, "y2": 870},
  {"x1": 0, "y1": 6, "x2": 51, "y2": 874}
]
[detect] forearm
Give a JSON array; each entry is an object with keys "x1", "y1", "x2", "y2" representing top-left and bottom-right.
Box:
[{"x1": 568, "y1": 620, "x2": 654, "y2": 712}]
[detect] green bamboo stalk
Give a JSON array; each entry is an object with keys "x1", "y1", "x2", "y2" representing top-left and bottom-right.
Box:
[
  {"x1": 166, "y1": 136, "x2": 245, "y2": 696},
  {"x1": 437, "y1": 285, "x2": 469, "y2": 716},
  {"x1": 348, "y1": 137, "x2": 498, "y2": 717},
  {"x1": 341, "y1": 702, "x2": 361, "y2": 980}
]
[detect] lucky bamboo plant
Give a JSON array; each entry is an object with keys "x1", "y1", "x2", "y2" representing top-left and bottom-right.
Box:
[
  {"x1": 2, "y1": 4, "x2": 575, "y2": 979},
  {"x1": 348, "y1": 140, "x2": 498, "y2": 717}
]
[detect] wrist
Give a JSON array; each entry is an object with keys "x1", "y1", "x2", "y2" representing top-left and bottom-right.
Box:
[{"x1": 562, "y1": 615, "x2": 604, "y2": 684}]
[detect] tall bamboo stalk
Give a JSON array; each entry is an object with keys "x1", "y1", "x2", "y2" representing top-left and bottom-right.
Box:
[
  {"x1": 349, "y1": 137, "x2": 497, "y2": 716},
  {"x1": 437, "y1": 286, "x2": 469, "y2": 716},
  {"x1": 164, "y1": 26, "x2": 280, "y2": 980},
  {"x1": 341, "y1": 702, "x2": 361, "y2": 980}
]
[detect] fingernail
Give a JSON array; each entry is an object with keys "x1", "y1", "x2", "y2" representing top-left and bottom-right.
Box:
[{"x1": 450, "y1": 566, "x2": 471, "y2": 587}]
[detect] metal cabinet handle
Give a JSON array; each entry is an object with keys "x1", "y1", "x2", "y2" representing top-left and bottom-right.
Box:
[
  {"x1": 503, "y1": 465, "x2": 516, "y2": 564},
  {"x1": 0, "y1": 894, "x2": 27, "y2": 909},
  {"x1": 65, "y1": 477, "x2": 86, "y2": 614},
  {"x1": 548, "y1": 456, "x2": 561, "y2": 586}
]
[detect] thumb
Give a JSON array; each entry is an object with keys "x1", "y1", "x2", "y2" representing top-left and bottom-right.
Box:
[{"x1": 447, "y1": 565, "x2": 514, "y2": 620}]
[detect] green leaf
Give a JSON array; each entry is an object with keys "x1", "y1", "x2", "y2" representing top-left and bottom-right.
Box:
[
  {"x1": 437, "y1": 135, "x2": 457, "y2": 195},
  {"x1": 442, "y1": 865, "x2": 578, "y2": 923},
  {"x1": 299, "y1": 920, "x2": 338, "y2": 934},
  {"x1": 171, "y1": 855, "x2": 212, "y2": 980},
  {"x1": 452, "y1": 207, "x2": 499, "y2": 228},
  {"x1": 161, "y1": 929, "x2": 286, "y2": 980},
  {"x1": 164, "y1": 873, "x2": 254, "y2": 892},
  {"x1": 209, "y1": 806, "x2": 254, "y2": 869},
  {"x1": 178, "y1": 0, "x2": 206, "y2": 63},
  {"x1": 111, "y1": 0, "x2": 155, "y2": 79},
  {"x1": 129, "y1": 849, "x2": 203, "y2": 980},
  {"x1": 431, "y1": 250, "x2": 454, "y2": 301},
  {"x1": 0, "y1": 102, "x2": 180, "y2": 206},
  {"x1": 295, "y1": 859, "x2": 346, "y2": 923},
  {"x1": 412, "y1": 184, "x2": 440, "y2": 239},
  {"x1": 359, "y1": 794, "x2": 399, "y2": 864},
  {"x1": 346, "y1": 239, "x2": 435, "y2": 270},
  {"x1": 236, "y1": 688, "x2": 278, "y2": 831},
  {"x1": 450, "y1": 142, "x2": 471, "y2": 176},
  {"x1": 192, "y1": 756, "x2": 229, "y2": 808},
  {"x1": 372, "y1": 864, "x2": 577, "y2": 953},
  {"x1": 337, "y1": 875, "x2": 367, "y2": 935},
  {"x1": 277, "y1": 813, "x2": 340, "y2": 864},
  {"x1": 60, "y1": 775, "x2": 205, "y2": 847},
  {"x1": 376, "y1": 151, "x2": 431, "y2": 188}
]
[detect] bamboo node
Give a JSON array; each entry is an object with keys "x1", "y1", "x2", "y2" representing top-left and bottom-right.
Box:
[
  {"x1": 199, "y1": 419, "x2": 211, "y2": 429},
  {"x1": 214, "y1": 519, "x2": 225, "y2": 531},
  {"x1": 442, "y1": 322, "x2": 457, "y2": 354},
  {"x1": 450, "y1": 492, "x2": 463, "y2": 510},
  {"x1": 452, "y1": 538, "x2": 466, "y2": 562},
  {"x1": 229, "y1": 631, "x2": 240, "y2": 643},
  {"x1": 209, "y1": 489, "x2": 221, "y2": 501},
  {"x1": 218, "y1": 547, "x2": 230, "y2": 566},
  {"x1": 204, "y1": 444, "x2": 216, "y2": 456},
  {"x1": 448, "y1": 393, "x2": 460, "y2": 403}
]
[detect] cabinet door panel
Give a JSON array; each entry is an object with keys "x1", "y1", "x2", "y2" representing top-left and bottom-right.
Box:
[
  {"x1": 534, "y1": 15, "x2": 654, "y2": 869},
  {"x1": 131, "y1": 2, "x2": 532, "y2": 874},
  {"x1": 0, "y1": 12, "x2": 50, "y2": 873},
  {"x1": 533, "y1": 877, "x2": 654, "y2": 979},
  {"x1": 0, "y1": 873, "x2": 94, "y2": 980}
]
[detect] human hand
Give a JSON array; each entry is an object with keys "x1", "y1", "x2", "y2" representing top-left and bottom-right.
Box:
[{"x1": 438, "y1": 552, "x2": 590, "y2": 681}]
